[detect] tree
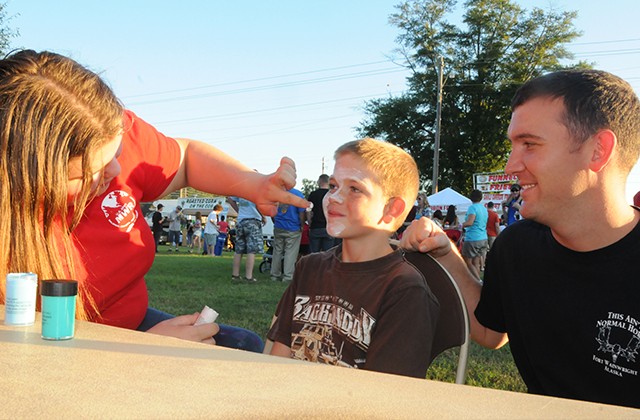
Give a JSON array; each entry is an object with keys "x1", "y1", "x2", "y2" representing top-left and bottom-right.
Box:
[
  {"x1": 300, "y1": 178, "x2": 317, "y2": 198},
  {"x1": 0, "y1": 3, "x2": 18, "y2": 55},
  {"x1": 358, "y1": 0, "x2": 584, "y2": 193}
]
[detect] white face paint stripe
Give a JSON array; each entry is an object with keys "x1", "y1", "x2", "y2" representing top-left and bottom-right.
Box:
[
  {"x1": 323, "y1": 193, "x2": 345, "y2": 237},
  {"x1": 324, "y1": 164, "x2": 374, "y2": 238}
]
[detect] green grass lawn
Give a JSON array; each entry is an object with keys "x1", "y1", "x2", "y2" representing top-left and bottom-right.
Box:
[{"x1": 146, "y1": 245, "x2": 526, "y2": 392}]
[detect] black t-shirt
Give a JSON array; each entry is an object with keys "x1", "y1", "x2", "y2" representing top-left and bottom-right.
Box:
[
  {"x1": 307, "y1": 188, "x2": 328, "y2": 229},
  {"x1": 268, "y1": 246, "x2": 439, "y2": 378},
  {"x1": 151, "y1": 211, "x2": 163, "y2": 232},
  {"x1": 476, "y1": 218, "x2": 640, "y2": 408}
]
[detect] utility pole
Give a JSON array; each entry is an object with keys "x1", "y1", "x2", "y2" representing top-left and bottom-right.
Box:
[{"x1": 432, "y1": 56, "x2": 444, "y2": 194}]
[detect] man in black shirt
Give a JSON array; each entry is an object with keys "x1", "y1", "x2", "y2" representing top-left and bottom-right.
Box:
[
  {"x1": 306, "y1": 174, "x2": 334, "y2": 252},
  {"x1": 151, "y1": 203, "x2": 165, "y2": 253},
  {"x1": 401, "y1": 70, "x2": 640, "y2": 408}
]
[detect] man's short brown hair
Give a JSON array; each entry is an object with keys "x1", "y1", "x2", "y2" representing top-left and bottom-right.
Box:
[{"x1": 512, "y1": 69, "x2": 640, "y2": 172}]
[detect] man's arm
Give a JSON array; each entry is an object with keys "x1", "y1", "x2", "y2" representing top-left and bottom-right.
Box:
[
  {"x1": 502, "y1": 192, "x2": 515, "y2": 206},
  {"x1": 399, "y1": 218, "x2": 508, "y2": 349},
  {"x1": 299, "y1": 209, "x2": 306, "y2": 230},
  {"x1": 462, "y1": 213, "x2": 475, "y2": 228},
  {"x1": 162, "y1": 139, "x2": 309, "y2": 216},
  {"x1": 257, "y1": 207, "x2": 266, "y2": 225},
  {"x1": 513, "y1": 197, "x2": 523, "y2": 210},
  {"x1": 225, "y1": 197, "x2": 239, "y2": 212}
]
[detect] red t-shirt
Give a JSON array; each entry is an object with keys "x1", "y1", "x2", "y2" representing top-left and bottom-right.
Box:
[
  {"x1": 486, "y1": 209, "x2": 500, "y2": 237},
  {"x1": 217, "y1": 221, "x2": 229, "y2": 234},
  {"x1": 72, "y1": 110, "x2": 180, "y2": 329}
]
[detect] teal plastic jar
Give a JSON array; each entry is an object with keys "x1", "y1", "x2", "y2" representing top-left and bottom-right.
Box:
[{"x1": 40, "y1": 280, "x2": 78, "y2": 340}]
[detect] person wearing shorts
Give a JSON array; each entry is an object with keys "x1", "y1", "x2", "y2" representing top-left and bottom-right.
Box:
[
  {"x1": 461, "y1": 189, "x2": 488, "y2": 278},
  {"x1": 226, "y1": 197, "x2": 265, "y2": 282},
  {"x1": 204, "y1": 205, "x2": 220, "y2": 256}
]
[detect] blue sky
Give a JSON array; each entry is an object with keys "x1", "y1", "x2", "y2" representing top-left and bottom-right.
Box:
[{"x1": 6, "y1": 0, "x2": 640, "y2": 201}]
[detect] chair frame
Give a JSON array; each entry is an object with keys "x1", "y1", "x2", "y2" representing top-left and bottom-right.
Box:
[{"x1": 404, "y1": 251, "x2": 470, "y2": 384}]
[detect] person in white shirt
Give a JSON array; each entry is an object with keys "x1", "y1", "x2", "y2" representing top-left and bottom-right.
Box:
[{"x1": 204, "y1": 204, "x2": 222, "y2": 256}]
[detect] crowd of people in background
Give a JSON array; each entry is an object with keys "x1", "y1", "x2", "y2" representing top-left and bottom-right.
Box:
[
  {"x1": 148, "y1": 173, "x2": 341, "y2": 280},
  {"x1": 152, "y1": 203, "x2": 235, "y2": 255},
  {"x1": 154, "y1": 177, "x2": 530, "y2": 280},
  {"x1": 389, "y1": 182, "x2": 527, "y2": 277}
]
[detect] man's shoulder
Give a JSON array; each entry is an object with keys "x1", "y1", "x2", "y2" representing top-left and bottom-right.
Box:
[
  {"x1": 348, "y1": 247, "x2": 423, "y2": 279},
  {"x1": 472, "y1": 202, "x2": 487, "y2": 211},
  {"x1": 498, "y1": 219, "x2": 548, "y2": 242},
  {"x1": 506, "y1": 218, "x2": 543, "y2": 230},
  {"x1": 290, "y1": 188, "x2": 304, "y2": 198},
  {"x1": 308, "y1": 188, "x2": 328, "y2": 199}
]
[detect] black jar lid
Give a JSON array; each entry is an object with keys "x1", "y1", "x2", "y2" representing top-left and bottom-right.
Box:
[{"x1": 40, "y1": 279, "x2": 78, "y2": 297}]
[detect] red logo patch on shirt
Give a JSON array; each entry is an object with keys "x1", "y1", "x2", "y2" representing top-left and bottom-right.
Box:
[{"x1": 101, "y1": 190, "x2": 138, "y2": 232}]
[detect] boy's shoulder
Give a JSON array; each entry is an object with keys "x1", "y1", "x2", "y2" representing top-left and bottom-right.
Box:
[
  {"x1": 297, "y1": 247, "x2": 338, "y2": 265},
  {"x1": 300, "y1": 247, "x2": 425, "y2": 284}
]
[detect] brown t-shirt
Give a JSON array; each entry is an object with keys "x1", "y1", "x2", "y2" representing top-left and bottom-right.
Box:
[{"x1": 268, "y1": 246, "x2": 439, "y2": 378}]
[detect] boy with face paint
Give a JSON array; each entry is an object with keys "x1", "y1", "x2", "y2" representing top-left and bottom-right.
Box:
[{"x1": 267, "y1": 138, "x2": 439, "y2": 378}]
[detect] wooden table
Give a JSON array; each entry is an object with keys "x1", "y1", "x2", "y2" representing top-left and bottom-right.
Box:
[{"x1": 1, "y1": 307, "x2": 637, "y2": 419}]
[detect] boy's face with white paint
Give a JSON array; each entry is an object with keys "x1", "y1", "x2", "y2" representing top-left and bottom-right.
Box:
[{"x1": 323, "y1": 152, "x2": 392, "y2": 239}]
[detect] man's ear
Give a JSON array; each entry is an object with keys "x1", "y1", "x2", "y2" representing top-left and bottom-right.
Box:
[
  {"x1": 589, "y1": 129, "x2": 617, "y2": 172},
  {"x1": 382, "y1": 197, "x2": 406, "y2": 224}
]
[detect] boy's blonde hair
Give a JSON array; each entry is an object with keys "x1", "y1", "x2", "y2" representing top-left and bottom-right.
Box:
[{"x1": 334, "y1": 138, "x2": 419, "y2": 231}]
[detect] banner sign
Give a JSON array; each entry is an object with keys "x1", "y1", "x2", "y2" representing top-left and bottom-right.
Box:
[
  {"x1": 473, "y1": 171, "x2": 518, "y2": 205},
  {"x1": 182, "y1": 197, "x2": 225, "y2": 211}
]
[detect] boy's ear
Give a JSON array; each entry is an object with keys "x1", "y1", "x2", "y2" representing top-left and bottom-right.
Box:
[{"x1": 382, "y1": 197, "x2": 406, "y2": 223}]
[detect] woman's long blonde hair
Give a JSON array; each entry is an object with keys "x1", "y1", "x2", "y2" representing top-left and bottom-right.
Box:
[{"x1": 0, "y1": 50, "x2": 123, "y2": 320}]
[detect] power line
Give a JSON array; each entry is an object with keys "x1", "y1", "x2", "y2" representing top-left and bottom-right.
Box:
[
  {"x1": 572, "y1": 37, "x2": 640, "y2": 46},
  {"x1": 126, "y1": 38, "x2": 640, "y2": 130},
  {"x1": 121, "y1": 59, "x2": 402, "y2": 100},
  {"x1": 125, "y1": 67, "x2": 408, "y2": 106},
  {"x1": 204, "y1": 115, "x2": 355, "y2": 144},
  {"x1": 573, "y1": 48, "x2": 640, "y2": 57},
  {"x1": 153, "y1": 91, "x2": 404, "y2": 126},
  {"x1": 123, "y1": 38, "x2": 640, "y2": 110}
]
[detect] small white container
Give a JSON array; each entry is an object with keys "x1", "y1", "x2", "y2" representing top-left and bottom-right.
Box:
[{"x1": 4, "y1": 273, "x2": 38, "y2": 326}]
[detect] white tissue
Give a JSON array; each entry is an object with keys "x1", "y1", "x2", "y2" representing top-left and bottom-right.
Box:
[{"x1": 194, "y1": 305, "x2": 219, "y2": 325}]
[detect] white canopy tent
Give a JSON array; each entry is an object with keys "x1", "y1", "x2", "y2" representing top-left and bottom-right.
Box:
[{"x1": 427, "y1": 188, "x2": 472, "y2": 213}]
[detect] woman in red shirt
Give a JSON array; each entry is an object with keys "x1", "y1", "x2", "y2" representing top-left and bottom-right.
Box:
[{"x1": 0, "y1": 50, "x2": 309, "y2": 352}]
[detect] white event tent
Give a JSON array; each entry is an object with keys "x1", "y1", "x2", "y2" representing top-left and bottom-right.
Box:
[{"x1": 427, "y1": 188, "x2": 472, "y2": 213}]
